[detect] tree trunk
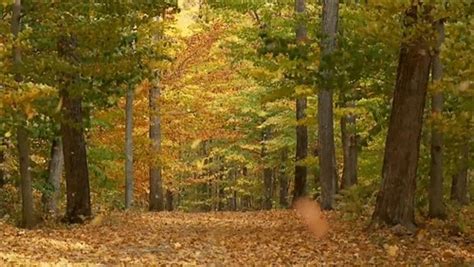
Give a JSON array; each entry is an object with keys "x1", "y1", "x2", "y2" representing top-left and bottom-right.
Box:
[
  {"x1": 12, "y1": 0, "x2": 34, "y2": 228},
  {"x1": 125, "y1": 84, "x2": 134, "y2": 209},
  {"x1": 43, "y1": 138, "x2": 63, "y2": 217},
  {"x1": 318, "y1": 0, "x2": 339, "y2": 210},
  {"x1": 279, "y1": 148, "x2": 289, "y2": 208},
  {"x1": 451, "y1": 140, "x2": 470, "y2": 205},
  {"x1": 262, "y1": 128, "x2": 273, "y2": 210},
  {"x1": 428, "y1": 20, "x2": 446, "y2": 218},
  {"x1": 372, "y1": 4, "x2": 433, "y2": 229},
  {"x1": 149, "y1": 74, "x2": 164, "y2": 211},
  {"x1": 17, "y1": 126, "x2": 34, "y2": 227},
  {"x1": 263, "y1": 167, "x2": 273, "y2": 210},
  {"x1": 230, "y1": 168, "x2": 237, "y2": 211},
  {"x1": 165, "y1": 189, "x2": 173, "y2": 211},
  {"x1": 293, "y1": 0, "x2": 308, "y2": 202},
  {"x1": 58, "y1": 35, "x2": 92, "y2": 224},
  {"x1": 341, "y1": 103, "x2": 357, "y2": 189},
  {"x1": 0, "y1": 149, "x2": 5, "y2": 188}
]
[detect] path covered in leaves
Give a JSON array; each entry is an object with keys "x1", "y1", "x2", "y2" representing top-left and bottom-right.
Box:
[{"x1": 1, "y1": 210, "x2": 473, "y2": 265}]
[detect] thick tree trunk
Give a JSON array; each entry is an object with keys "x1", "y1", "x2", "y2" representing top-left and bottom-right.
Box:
[
  {"x1": 293, "y1": 0, "x2": 308, "y2": 202},
  {"x1": 149, "y1": 74, "x2": 164, "y2": 211},
  {"x1": 125, "y1": 84, "x2": 134, "y2": 209},
  {"x1": 341, "y1": 103, "x2": 357, "y2": 189},
  {"x1": 451, "y1": 141, "x2": 470, "y2": 205},
  {"x1": 43, "y1": 138, "x2": 63, "y2": 216},
  {"x1": 61, "y1": 90, "x2": 91, "y2": 223},
  {"x1": 58, "y1": 35, "x2": 92, "y2": 224},
  {"x1": 318, "y1": 0, "x2": 339, "y2": 210},
  {"x1": 372, "y1": 4, "x2": 433, "y2": 229},
  {"x1": 428, "y1": 21, "x2": 446, "y2": 218},
  {"x1": 279, "y1": 148, "x2": 289, "y2": 208}
]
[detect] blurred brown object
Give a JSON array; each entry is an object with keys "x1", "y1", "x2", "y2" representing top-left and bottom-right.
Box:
[{"x1": 293, "y1": 197, "x2": 329, "y2": 239}]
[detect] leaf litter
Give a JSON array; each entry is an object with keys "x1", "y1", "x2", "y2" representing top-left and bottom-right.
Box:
[{"x1": 0, "y1": 201, "x2": 472, "y2": 265}]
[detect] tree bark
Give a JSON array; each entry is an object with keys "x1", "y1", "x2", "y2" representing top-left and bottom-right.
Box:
[
  {"x1": 165, "y1": 189, "x2": 173, "y2": 211},
  {"x1": 43, "y1": 138, "x2": 63, "y2": 217},
  {"x1": 318, "y1": 0, "x2": 339, "y2": 210},
  {"x1": 58, "y1": 35, "x2": 92, "y2": 224},
  {"x1": 12, "y1": 0, "x2": 35, "y2": 228},
  {"x1": 149, "y1": 74, "x2": 164, "y2": 211},
  {"x1": 0, "y1": 149, "x2": 5, "y2": 188},
  {"x1": 279, "y1": 148, "x2": 289, "y2": 208},
  {"x1": 341, "y1": 102, "x2": 357, "y2": 189},
  {"x1": 17, "y1": 126, "x2": 34, "y2": 227},
  {"x1": 451, "y1": 140, "x2": 470, "y2": 205},
  {"x1": 262, "y1": 128, "x2": 272, "y2": 210},
  {"x1": 372, "y1": 4, "x2": 433, "y2": 229},
  {"x1": 231, "y1": 169, "x2": 238, "y2": 211},
  {"x1": 293, "y1": 0, "x2": 308, "y2": 202},
  {"x1": 125, "y1": 84, "x2": 134, "y2": 209},
  {"x1": 428, "y1": 20, "x2": 446, "y2": 218}
]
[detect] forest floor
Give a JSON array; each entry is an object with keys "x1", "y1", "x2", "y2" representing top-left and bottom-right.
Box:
[{"x1": 1, "y1": 207, "x2": 473, "y2": 265}]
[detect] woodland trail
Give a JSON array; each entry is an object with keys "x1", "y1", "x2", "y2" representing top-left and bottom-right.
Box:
[{"x1": 1, "y1": 210, "x2": 473, "y2": 265}]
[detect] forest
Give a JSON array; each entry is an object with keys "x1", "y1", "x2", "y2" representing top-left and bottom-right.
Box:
[{"x1": 0, "y1": 0, "x2": 472, "y2": 265}]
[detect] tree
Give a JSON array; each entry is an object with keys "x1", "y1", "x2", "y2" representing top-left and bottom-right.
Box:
[
  {"x1": 149, "y1": 73, "x2": 165, "y2": 211},
  {"x1": 428, "y1": 20, "x2": 446, "y2": 219},
  {"x1": 340, "y1": 102, "x2": 357, "y2": 189},
  {"x1": 318, "y1": 0, "x2": 339, "y2": 210},
  {"x1": 11, "y1": 0, "x2": 35, "y2": 228},
  {"x1": 43, "y1": 138, "x2": 63, "y2": 216},
  {"x1": 293, "y1": 0, "x2": 308, "y2": 203},
  {"x1": 450, "y1": 132, "x2": 470, "y2": 205},
  {"x1": 0, "y1": 149, "x2": 4, "y2": 188},
  {"x1": 262, "y1": 127, "x2": 273, "y2": 210},
  {"x1": 279, "y1": 148, "x2": 289, "y2": 207},
  {"x1": 372, "y1": 2, "x2": 433, "y2": 229},
  {"x1": 58, "y1": 34, "x2": 92, "y2": 223},
  {"x1": 125, "y1": 83, "x2": 135, "y2": 209}
]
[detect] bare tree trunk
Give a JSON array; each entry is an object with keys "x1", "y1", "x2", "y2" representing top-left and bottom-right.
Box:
[
  {"x1": 165, "y1": 189, "x2": 173, "y2": 211},
  {"x1": 125, "y1": 84, "x2": 134, "y2": 209},
  {"x1": 372, "y1": 4, "x2": 433, "y2": 229},
  {"x1": 428, "y1": 20, "x2": 446, "y2": 218},
  {"x1": 231, "y1": 169, "x2": 237, "y2": 211},
  {"x1": 262, "y1": 128, "x2": 272, "y2": 210},
  {"x1": 293, "y1": 0, "x2": 308, "y2": 202},
  {"x1": 279, "y1": 148, "x2": 289, "y2": 208},
  {"x1": 341, "y1": 102, "x2": 357, "y2": 189},
  {"x1": 0, "y1": 149, "x2": 5, "y2": 188},
  {"x1": 58, "y1": 35, "x2": 92, "y2": 224},
  {"x1": 43, "y1": 138, "x2": 63, "y2": 216},
  {"x1": 451, "y1": 140, "x2": 470, "y2": 205},
  {"x1": 318, "y1": 0, "x2": 339, "y2": 210},
  {"x1": 149, "y1": 74, "x2": 164, "y2": 211}
]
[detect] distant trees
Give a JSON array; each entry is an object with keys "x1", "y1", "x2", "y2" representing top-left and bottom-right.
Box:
[{"x1": 0, "y1": 0, "x2": 471, "y2": 226}]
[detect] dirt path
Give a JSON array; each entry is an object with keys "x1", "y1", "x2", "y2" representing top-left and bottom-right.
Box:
[{"x1": 1, "y1": 210, "x2": 472, "y2": 265}]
